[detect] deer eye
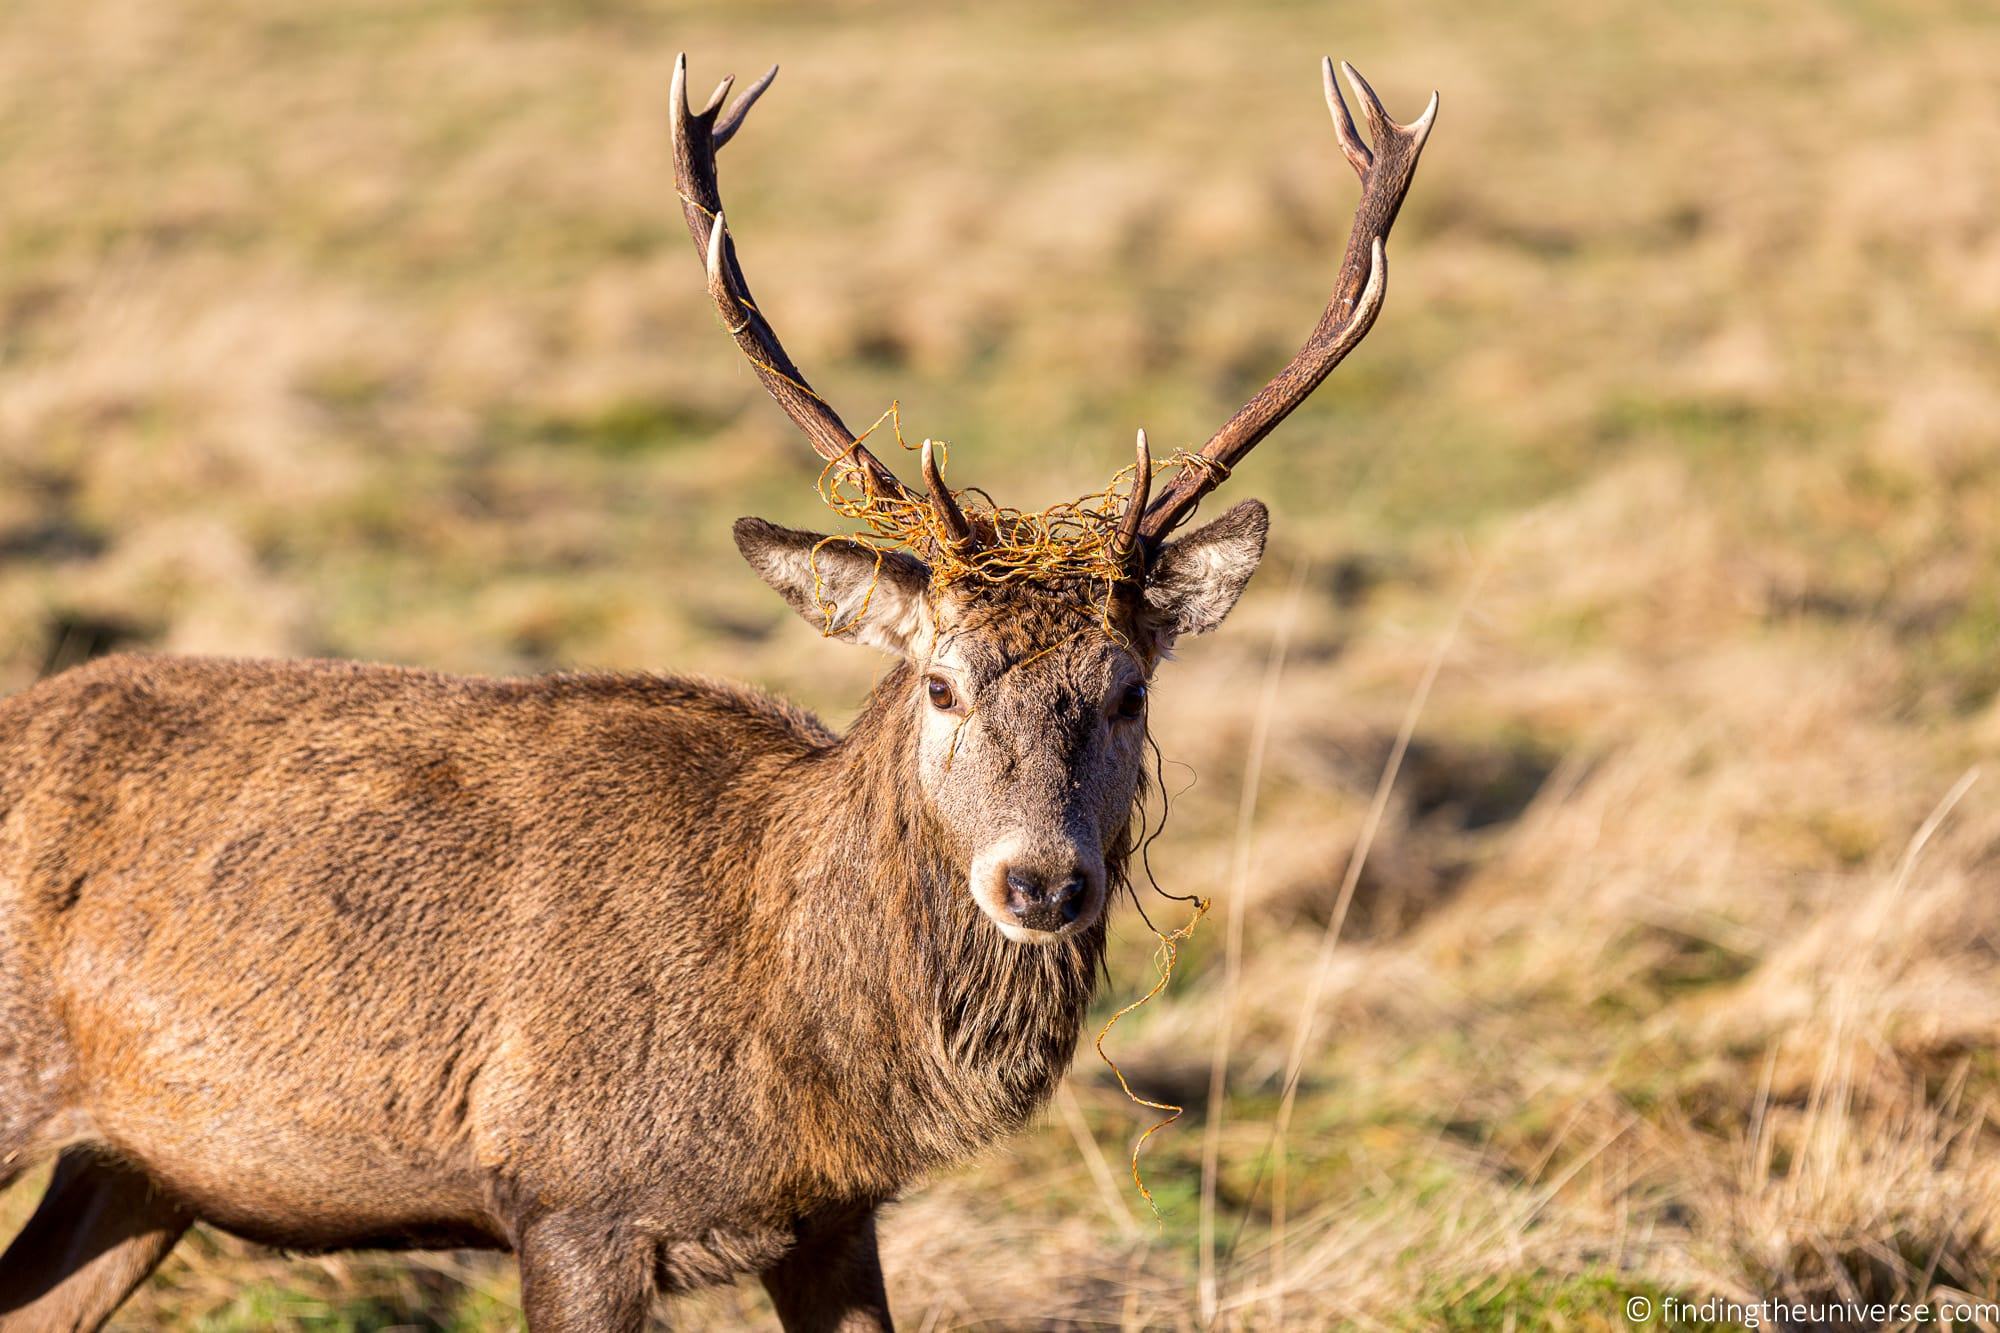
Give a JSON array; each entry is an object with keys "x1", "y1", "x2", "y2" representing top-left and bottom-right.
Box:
[
  {"x1": 925, "y1": 675, "x2": 958, "y2": 712},
  {"x1": 1116, "y1": 682, "x2": 1147, "y2": 720}
]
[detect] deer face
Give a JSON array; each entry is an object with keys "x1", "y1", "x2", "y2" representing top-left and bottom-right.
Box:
[{"x1": 735, "y1": 500, "x2": 1267, "y2": 943}]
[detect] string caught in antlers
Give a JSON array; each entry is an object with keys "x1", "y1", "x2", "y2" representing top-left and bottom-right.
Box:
[{"x1": 669, "y1": 52, "x2": 1435, "y2": 577}]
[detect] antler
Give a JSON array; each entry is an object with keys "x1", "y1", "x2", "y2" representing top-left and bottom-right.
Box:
[
  {"x1": 1138, "y1": 60, "x2": 1436, "y2": 544},
  {"x1": 1112, "y1": 429, "x2": 1150, "y2": 570},
  {"x1": 670, "y1": 56, "x2": 919, "y2": 508},
  {"x1": 921, "y1": 439, "x2": 974, "y2": 549}
]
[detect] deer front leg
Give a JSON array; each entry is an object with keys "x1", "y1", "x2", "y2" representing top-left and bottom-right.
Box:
[
  {"x1": 761, "y1": 1208, "x2": 893, "y2": 1333},
  {"x1": 516, "y1": 1212, "x2": 653, "y2": 1333},
  {"x1": 0, "y1": 1149, "x2": 192, "y2": 1332}
]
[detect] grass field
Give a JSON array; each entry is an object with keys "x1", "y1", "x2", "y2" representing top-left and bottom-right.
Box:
[{"x1": 4, "y1": 0, "x2": 2000, "y2": 1327}]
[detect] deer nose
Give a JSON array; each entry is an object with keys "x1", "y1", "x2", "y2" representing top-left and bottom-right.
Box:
[{"x1": 1004, "y1": 869, "x2": 1090, "y2": 933}]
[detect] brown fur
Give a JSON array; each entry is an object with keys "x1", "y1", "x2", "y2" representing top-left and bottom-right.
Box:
[{"x1": 0, "y1": 502, "x2": 1266, "y2": 1331}]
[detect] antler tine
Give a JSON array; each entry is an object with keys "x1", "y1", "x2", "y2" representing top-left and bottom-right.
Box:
[
  {"x1": 670, "y1": 55, "x2": 916, "y2": 505},
  {"x1": 1338, "y1": 61, "x2": 1395, "y2": 148},
  {"x1": 921, "y1": 439, "x2": 975, "y2": 551},
  {"x1": 1112, "y1": 429, "x2": 1150, "y2": 570},
  {"x1": 699, "y1": 75, "x2": 735, "y2": 118},
  {"x1": 1343, "y1": 59, "x2": 1438, "y2": 158},
  {"x1": 1138, "y1": 60, "x2": 1435, "y2": 545},
  {"x1": 713, "y1": 65, "x2": 777, "y2": 149},
  {"x1": 1323, "y1": 57, "x2": 1373, "y2": 176}
]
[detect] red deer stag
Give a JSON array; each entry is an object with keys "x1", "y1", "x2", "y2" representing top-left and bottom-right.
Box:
[{"x1": 0, "y1": 53, "x2": 1432, "y2": 1332}]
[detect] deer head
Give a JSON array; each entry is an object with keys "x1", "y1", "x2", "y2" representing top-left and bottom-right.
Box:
[{"x1": 672, "y1": 55, "x2": 1434, "y2": 943}]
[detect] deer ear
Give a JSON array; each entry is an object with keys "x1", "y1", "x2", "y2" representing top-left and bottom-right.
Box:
[
  {"x1": 733, "y1": 518, "x2": 930, "y2": 655},
  {"x1": 1142, "y1": 500, "x2": 1269, "y2": 650}
]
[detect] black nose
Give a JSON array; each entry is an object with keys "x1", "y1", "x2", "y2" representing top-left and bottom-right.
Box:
[{"x1": 1004, "y1": 870, "x2": 1090, "y2": 933}]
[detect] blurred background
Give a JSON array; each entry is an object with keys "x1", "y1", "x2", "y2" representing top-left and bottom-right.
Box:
[{"x1": 3, "y1": 0, "x2": 1998, "y2": 1327}]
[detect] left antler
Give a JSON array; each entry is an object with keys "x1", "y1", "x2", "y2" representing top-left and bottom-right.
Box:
[
  {"x1": 670, "y1": 56, "x2": 921, "y2": 509},
  {"x1": 1138, "y1": 60, "x2": 1437, "y2": 546}
]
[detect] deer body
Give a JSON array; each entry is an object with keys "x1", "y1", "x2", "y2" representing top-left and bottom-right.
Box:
[
  {"x1": 0, "y1": 651, "x2": 1103, "y2": 1321},
  {"x1": 0, "y1": 49, "x2": 1432, "y2": 1333}
]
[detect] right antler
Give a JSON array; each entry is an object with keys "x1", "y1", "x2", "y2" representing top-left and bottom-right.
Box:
[
  {"x1": 670, "y1": 56, "x2": 921, "y2": 509},
  {"x1": 1137, "y1": 60, "x2": 1436, "y2": 547}
]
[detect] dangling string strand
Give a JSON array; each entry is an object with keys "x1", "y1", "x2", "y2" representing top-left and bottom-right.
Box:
[{"x1": 1093, "y1": 895, "x2": 1212, "y2": 1216}]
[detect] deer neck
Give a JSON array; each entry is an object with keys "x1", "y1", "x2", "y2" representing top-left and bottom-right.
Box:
[{"x1": 753, "y1": 663, "x2": 1106, "y2": 1181}]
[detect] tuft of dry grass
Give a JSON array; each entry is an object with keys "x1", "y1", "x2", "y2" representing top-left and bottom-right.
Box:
[{"x1": 3, "y1": 0, "x2": 2000, "y2": 1327}]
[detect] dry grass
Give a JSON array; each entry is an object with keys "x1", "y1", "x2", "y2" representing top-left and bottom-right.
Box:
[{"x1": 3, "y1": 0, "x2": 1999, "y2": 1327}]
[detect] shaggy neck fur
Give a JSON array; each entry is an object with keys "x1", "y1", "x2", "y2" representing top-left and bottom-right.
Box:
[{"x1": 746, "y1": 662, "x2": 1120, "y2": 1202}]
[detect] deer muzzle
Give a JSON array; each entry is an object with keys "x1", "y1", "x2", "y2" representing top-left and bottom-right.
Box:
[{"x1": 970, "y1": 838, "x2": 1106, "y2": 944}]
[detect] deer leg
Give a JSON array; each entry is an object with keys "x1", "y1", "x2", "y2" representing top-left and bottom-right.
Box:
[
  {"x1": 517, "y1": 1212, "x2": 653, "y2": 1333},
  {"x1": 761, "y1": 1208, "x2": 893, "y2": 1333},
  {"x1": 0, "y1": 1148, "x2": 192, "y2": 1332}
]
